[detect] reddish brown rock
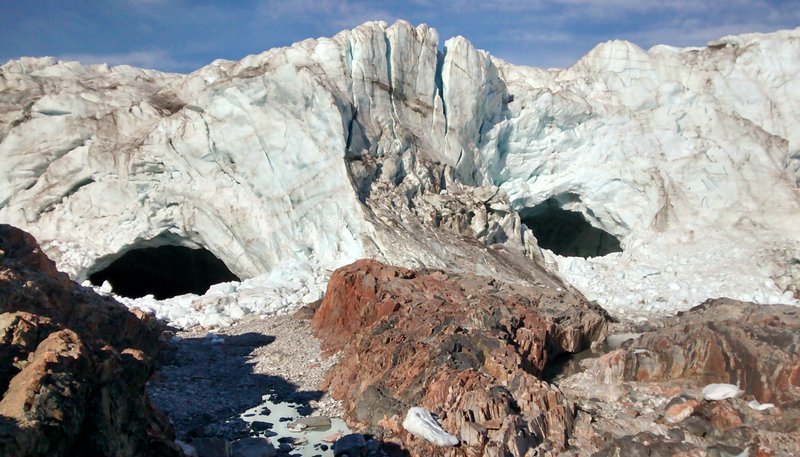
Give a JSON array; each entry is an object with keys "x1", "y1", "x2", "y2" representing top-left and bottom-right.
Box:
[
  {"x1": 700, "y1": 400, "x2": 743, "y2": 430},
  {"x1": 0, "y1": 224, "x2": 180, "y2": 457},
  {"x1": 557, "y1": 297, "x2": 800, "y2": 456},
  {"x1": 312, "y1": 259, "x2": 610, "y2": 456},
  {"x1": 600, "y1": 298, "x2": 800, "y2": 405},
  {"x1": 664, "y1": 398, "x2": 699, "y2": 424},
  {"x1": 0, "y1": 225, "x2": 166, "y2": 357}
]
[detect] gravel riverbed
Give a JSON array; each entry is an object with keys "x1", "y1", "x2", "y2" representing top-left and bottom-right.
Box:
[{"x1": 147, "y1": 310, "x2": 343, "y2": 441}]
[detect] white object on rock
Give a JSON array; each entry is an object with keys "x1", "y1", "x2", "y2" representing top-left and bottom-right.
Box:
[
  {"x1": 747, "y1": 400, "x2": 775, "y2": 411},
  {"x1": 702, "y1": 383, "x2": 744, "y2": 401},
  {"x1": 402, "y1": 407, "x2": 459, "y2": 446}
]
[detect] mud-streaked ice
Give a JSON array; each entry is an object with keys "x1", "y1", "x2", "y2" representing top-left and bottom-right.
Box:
[{"x1": 2, "y1": 22, "x2": 799, "y2": 326}]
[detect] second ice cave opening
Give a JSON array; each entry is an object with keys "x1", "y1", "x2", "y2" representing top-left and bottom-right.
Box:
[
  {"x1": 520, "y1": 198, "x2": 622, "y2": 258},
  {"x1": 88, "y1": 245, "x2": 240, "y2": 299}
]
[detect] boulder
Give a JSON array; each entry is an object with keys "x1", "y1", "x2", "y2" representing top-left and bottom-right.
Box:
[
  {"x1": 313, "y1": 259, "x2": 609, "y2": 456},
  {"x1": 332, "y1": 433, "x2": 367, "y2": 457},
  {"x1": 0, "y1": 224, "x2": 180, "y2": 457}
]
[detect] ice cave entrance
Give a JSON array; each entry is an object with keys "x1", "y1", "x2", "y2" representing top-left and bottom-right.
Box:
[
  {"x1": 88, "y1": 245, "x2": 240, "y2": 299},
  {"x1": 520, "y1": 198, "x2": 622, "y2": 258}
]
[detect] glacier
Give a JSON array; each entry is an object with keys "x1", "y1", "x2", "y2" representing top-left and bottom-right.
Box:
[{"x1": 1, "y1": 21, "x2": 798, "y2": 325}]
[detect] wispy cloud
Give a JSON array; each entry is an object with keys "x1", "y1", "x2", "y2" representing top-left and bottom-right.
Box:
[
  {"x1": 509, "y1": 31, "x2": 575, "y2": 44},
  {"x1": 610, "y1": 0, "x2": 800, "y2": 49},
  {"x1": 2, "y1": 0, "x2": 797, "y2": 72},
  {"x1": 58, "y1": 49, "x2": 192, "y2": 72},
  {"x1": 258, "y1": 0, "x2": 394, "y2": 30}
]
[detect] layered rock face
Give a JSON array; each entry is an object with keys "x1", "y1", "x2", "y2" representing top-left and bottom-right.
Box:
[
  {"x1": 0, "y1": 224, "x2": 179, "y2": 457},
  {"x1": 312, "y1": 259, "x2": 609, "y2": 456},
  {"x1": 1, "y1": 22, "x2": 798, "y2": 318}
]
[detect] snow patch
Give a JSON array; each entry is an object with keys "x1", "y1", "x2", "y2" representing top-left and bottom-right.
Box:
[
  {"x1": 702, "y1": 383, "x2": 744, "y2": 401},
  {"x1": 747, "y1": 400, "x2": 775, "y2": 411},
  {"x1": 402, "y1": 407, "x2": 459, "y2": 447}
]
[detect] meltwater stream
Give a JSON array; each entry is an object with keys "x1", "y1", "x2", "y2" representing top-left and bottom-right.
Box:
[{"x1": 241, "y1": 395, "x2": 350, "y2": 456}]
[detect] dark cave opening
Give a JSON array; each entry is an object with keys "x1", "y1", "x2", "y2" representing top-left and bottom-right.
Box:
[
  {"x1": 89, "y1": 245, "x2": 240, "y2": 299},
  {"x1": 520, "y1": 198, "x2": 622, "y2": 258}
]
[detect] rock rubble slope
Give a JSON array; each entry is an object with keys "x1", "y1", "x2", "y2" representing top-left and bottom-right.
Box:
[
  {"x1": 1, "y1": 21, "x2": 799, "y2": 320},
  {"x1": 560, "y1": 298, "x2": 800, "y2": 456}
]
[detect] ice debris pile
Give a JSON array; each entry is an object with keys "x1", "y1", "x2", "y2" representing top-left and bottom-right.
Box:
[
  {"x1": 99, "y1": 258, "x2": 330, "y2": 328},
  {"x1": 2, "y1": 21, "x2": 799, "y2": 325}
]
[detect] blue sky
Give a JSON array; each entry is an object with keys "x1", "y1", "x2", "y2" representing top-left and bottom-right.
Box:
[{"x1": 1, "y1": 0, "x2": 798, "y2": 73}]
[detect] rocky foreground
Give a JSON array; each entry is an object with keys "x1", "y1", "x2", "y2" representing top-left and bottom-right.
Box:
[
  {"x1": 0, "y1": 224, "x2": 180, "y2": 456},
  {"x1": 1, "y1": 225, "x2": 799, "y2": 456},
  {"x1": 309, "y1": 261, "x2": 800, "y2": 456}
]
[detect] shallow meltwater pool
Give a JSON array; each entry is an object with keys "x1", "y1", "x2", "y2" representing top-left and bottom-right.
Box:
[{"x1": 241, "y1": 394, "x2": 351, "y2": 456}]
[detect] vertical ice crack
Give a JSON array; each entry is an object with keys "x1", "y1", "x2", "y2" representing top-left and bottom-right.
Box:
[
  {"x1": 345, "y1": 39, "x2": 357, "y2": 155},
  {"x1": 346, "y1": 40, "x2": 356, "y2": 101},
  {"x1": 384, "y1": 33, "x2": 399, "y2": 142},
  {"x1": 435, "y1": 48, "x2": 448, "y2": 135},
  {"x1": 345, "y1": 109, "x2": 356, "y2": 153}
]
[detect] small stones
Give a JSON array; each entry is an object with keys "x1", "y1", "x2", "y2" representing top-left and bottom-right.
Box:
[
  {"x1": 624, "y1": 408, "x2": 640, "y2": 418},
  {"x1": 286, "y1": 423, "x2": 306, "y2": 432},
  {"x1": 706, "y1": 444, "x2": 747, "y2": 457},
  {"x1": 148, "y1": 314, "x2": 344, "y2": 442},
  {"x1": 332, "y1": 433, "x2": 367, "y2": 457},
  {"x1": 322, "y1": 432, "x2": 343, "y2": 443},
  {"x1": 249, "y1": 421, "x2": 272, "y2": 432}
]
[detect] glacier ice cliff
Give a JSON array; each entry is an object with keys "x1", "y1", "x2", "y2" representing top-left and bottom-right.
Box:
[{"x1": 1, "y1": 21, "x2": 798, "y2": 323}]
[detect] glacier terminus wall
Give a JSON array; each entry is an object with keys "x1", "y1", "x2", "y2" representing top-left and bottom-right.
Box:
[{"x1": 1, "y1": 21, "x2": 798, "y2": 325}]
